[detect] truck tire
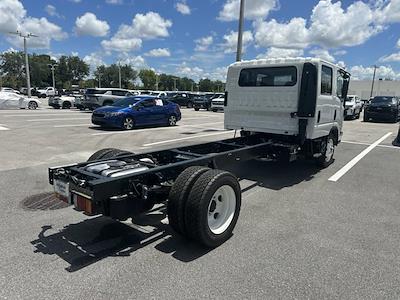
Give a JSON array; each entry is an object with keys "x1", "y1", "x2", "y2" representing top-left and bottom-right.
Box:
[
  {"x1": 167, "y1": 166, "x2": 210, "y2": 235},
  {"x1": 316, "y1": 134, "x2": 335, "y2": 168},
  {"x1": 87, "y1": 148, "x2": 133, "y2": 162},
  {"x1": 185, "y1": 169, "x2": 241, "y2": 248},
  {"x1": 194, "y1": 107, "x2": 200, "y2": 111}
]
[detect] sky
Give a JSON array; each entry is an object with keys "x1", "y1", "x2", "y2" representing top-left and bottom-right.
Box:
[{"x1": 0, "y1": 0, "x2": 400, "y2": 82}]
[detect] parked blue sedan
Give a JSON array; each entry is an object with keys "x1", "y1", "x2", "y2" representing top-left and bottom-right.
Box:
[{"x1": 91, "y1": 96, "x2": 181, "y2": 130}]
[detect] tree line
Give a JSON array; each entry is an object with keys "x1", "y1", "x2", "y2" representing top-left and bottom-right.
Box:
[{"x1": 0, "y1": 51, "x2": 225, "y2": 92}]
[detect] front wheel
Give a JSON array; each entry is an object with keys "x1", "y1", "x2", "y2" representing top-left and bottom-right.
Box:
[
  {"x1": 194, "y1": 107, "x2": 200, "y2": 111},
  {"x1": 316, "y1": 135, "x2": 335, "y2": 168},
  {"x1": 186, "y1": 101, "x2": 193, "y2": 108},
  {"x1": 28, "y1": 101, "x2": 38, "y2": 110},
  {"x1": 122, "y1": 117, "x2": 134, "y2": 130}
]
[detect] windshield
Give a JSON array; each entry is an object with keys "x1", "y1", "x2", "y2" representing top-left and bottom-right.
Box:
[
  {"x1": 112, "y1": 97, "x2": 141, "y2": 107},
  {"x1": 372, "y1": 96, "x2": 396, "y2": 104},
  {"x1": 346, "y1": 96, "x2": 355, "y2": 102}
]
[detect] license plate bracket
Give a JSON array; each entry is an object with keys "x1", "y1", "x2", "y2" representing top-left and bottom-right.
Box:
[{"x1": 54, "y1": 179, "x2": 71, "y2": 204}]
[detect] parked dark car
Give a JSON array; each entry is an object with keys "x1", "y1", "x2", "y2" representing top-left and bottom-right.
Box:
[
  {"x1": 193, "y1": 95, "x2": 211, "y2": 111},
  {"x1": 91, "y1": 96, "x2": 181, "y2": 130},
  {"x1": 167, "y1": 92, "x2": 194, "y2": 108},
  {"x1": 364, "y1": 96, "x2": 400, "y2": 123}
]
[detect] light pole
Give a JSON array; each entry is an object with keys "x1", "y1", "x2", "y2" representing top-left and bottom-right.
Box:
[
  {"x1": 9, "y1": 31, "x2": 38, "y2": 98},
  {"x1": 155, "y1": 73, "x2": 159, "y2": 91},
  {"x1": 48, "y1": 64, "x2": 57, "y2": 89},
  {"x1": 173, "y1": 78, "x2": 178, "y2": 91},
  {"x1": 118, "y1": 62, "x2": 122, "y2": 88},
  {"x1": 98, "y1": 72, "x2": 102, "y2": 88},
  {"x1": 236, "y1": 0, "x2": 245, "y2": 62},
  {"x1": 370, "y1": 65, "x2": 377, "y2": 99}
]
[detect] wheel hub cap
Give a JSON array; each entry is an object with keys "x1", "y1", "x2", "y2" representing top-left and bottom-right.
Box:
[{"x1": 207, "y1": 185, "x2": 236, "y2": 234}]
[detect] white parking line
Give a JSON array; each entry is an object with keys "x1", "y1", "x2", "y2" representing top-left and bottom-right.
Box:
[
  {"x1": 342, "y1": 140, "x2": 400, "y2": 150},
  {"x1": 143, "y1": 131, "x2": 233, "y2": 147},
  {"x1": 90, "y1": 121, "x2": 223, "y2": 136},
  {"x1": 4, "y1": 113, "x2": 86, "y2": 117},
  {"x1": 329, "y1": 132, "x2": 392, "y2": 182},
  {"x1": 54, "y1": 123, "x2": 92, "y2": 128},
  {"x1": 27, "y1": 117, "x2": 89, "y2": 122},
  {"x1": 0, "y1": 124, "x2": 10, "y2": 131}
]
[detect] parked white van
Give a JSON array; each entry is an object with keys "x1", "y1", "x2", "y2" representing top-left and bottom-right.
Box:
[{"x1": 225, "y1": 58, "x2": 350, "y2": 167}]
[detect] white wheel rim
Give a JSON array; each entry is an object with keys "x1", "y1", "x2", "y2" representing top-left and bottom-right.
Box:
[
  {"x1": 169, "y1": 116, "x2": 176, "y2": 125},
  {"x1": 124, "y1": 118, "x2": 133, "y2": 129},
  {"x1": 325, "y1": 138, "x2": 334, "y2": 162},
  {"x1": 207, "y1": 185, "x2": 236, "y2": 235}
]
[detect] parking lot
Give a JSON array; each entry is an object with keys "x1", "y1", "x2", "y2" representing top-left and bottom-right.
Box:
[{"x1": 1, "y1": 107, "x2": 400, "y2": 298}]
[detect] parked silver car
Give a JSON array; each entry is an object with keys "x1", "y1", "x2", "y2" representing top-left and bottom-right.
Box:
[{"x1": 82, "y1": 88, "x2": 135, "y2": 110}]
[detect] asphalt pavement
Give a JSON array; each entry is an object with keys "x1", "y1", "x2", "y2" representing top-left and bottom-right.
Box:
[{"x1": 1, "y1": 105, "x2": 399, "y2": 299}]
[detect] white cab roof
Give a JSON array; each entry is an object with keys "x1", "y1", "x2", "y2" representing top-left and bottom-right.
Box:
[{"x1": 229, "y1": 57, "x2": 341, "y2": 69}]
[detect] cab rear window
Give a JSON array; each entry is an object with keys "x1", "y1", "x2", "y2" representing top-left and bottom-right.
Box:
[{"x1": 238, "y1": 67, "x2": 297, "y2": 87}]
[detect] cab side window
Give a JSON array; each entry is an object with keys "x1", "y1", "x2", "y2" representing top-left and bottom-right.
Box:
[
  {"x1": 321, "y1": 65, "x2": 333, "y2": 95},
  {"x1": 142, "y1": 99, "x2": 156, "y2": 107}
]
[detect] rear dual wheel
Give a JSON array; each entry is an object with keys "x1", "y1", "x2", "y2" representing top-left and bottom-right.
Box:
[
  {"x1": 87, "y1": 148, "x2": 133, "y2": 162},
  {"x1": 168, "y1": 167, "x2": 241, "y2": 247}
]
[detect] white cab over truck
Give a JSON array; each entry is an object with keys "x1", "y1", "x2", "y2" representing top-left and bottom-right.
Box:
[
  {"x1": 49, "y1": 58, "x2": 350, "y2": 248},
  {"x1": 225, "y1": 58, "x2": 350, "y2": 167}
]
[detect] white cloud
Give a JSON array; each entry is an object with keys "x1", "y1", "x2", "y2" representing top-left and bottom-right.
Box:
[
  {"x1": 254, "y1": 18, "x2": 309, "y2": 49},
  {"x1": 83, "y1": 52, "x2": 105, "y2": 71},
  {"x1": 379, "y1": 52, "x2": 400, "y2": 62},
  {"x1": 145, "y1": 48, "x2": 171, "y2": 57},
  {"x1": 349, "y1": 65, "x2": 400, "y2": 80},
  {"x1": 0, "y1": 0, "x2": 67, "y2": 49},
  {"x1": 120, "y1": 12, "x2": 172, "y2": 40},
  {"x1": 309, "y1": 48, "x2": 335, "y2": 62},
  {"x1": 334, "y1": 50, "x2": 347, "y2": 56},
  {"x1": 253, "y1": 0, "x2": 390, "y2": 50},
  {"x1": 205, "y1": 66, "x2": 228, "y2": 82},
  {"x1": 101, "y1": 38, "x2": 142, "y2": 52},
  {"x1": 176, "y1": 2, "x2": 191, "y2": 15},
  {"x1": 256, "y1": 47, "x2": 304, "y2": 59},
  {"x1": 222, "y1": 30, "x2": 253, "y2": 53},
  {"x1": 101, "y1": 12, "x2": 172, "y2": 53},
  {"x1": 119, "y1": 55, "x2": 147, "y2": 69},
  {"x1": 176, "y1": 62, "x2": 204, "y2": 81},
  {"x1": 7, "y1": 17, "x2": 67, "y2": 49},
  {"x1": 195, "y1": 36, "x2": 213, "y2": 51},
  {"x1": 69, "y1": 0, "x2": 82, "y2": 2},
  {"x1": 397, "y1": 39, "x2": 400, "y2": 48},
  {"x1": 45, "y1": 5, "x2": 62, "y2": 18},
  {"x1": 0, "y1": 0, "x2": 26, "y2": 34},
  {"x1": 106, "y1": 0, "x2": 123, "y2": 4},
  {"x1": 218, "y1": 0, "x2": 278, "y2": 21},
  {"x1": 74, "y1": 12, "x2": 109, "y2": 37}
]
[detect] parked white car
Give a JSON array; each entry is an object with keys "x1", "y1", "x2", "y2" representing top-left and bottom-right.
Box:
[
  {"x1": 344, "y1": 94, "x2": 362, "y2": 119},
  {"x1": 37, "y1": 87, "x2": 56, "y2": 98},
  {"x1": 211, "y1": 95, "x2": 225, "y2": 112},
  {"x1": 48, "y1": 95, "x2": 76, "y2": 109},
  {"x1": 0, "y1": 91, "x2": 41, "y2": 109},
  {"x1": 1, "y1": 87, "x2": 20, "y2": 94}
]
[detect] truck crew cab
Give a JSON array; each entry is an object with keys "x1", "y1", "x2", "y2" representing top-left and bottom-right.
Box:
[
  {"x1": 49, "y1": 58, "x2": 350, "y2": 248},
  {"x1": 225, "y1": 58, "x2": 350, "y2": 167}
]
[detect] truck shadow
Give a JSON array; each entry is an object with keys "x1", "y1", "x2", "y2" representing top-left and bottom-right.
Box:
[
  {"x1": 30, "y1": 207, "x2": 211, "y2": 272},
  {"x1": 227, "y1": 159, "x2": 321, "y2": 190}
]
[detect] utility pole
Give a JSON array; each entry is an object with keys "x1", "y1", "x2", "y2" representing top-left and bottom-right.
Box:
[
  {"x1": 9, "y1": 31, "x2": 38, "y2": 98},
  {"x1": 236, "y1": 0, "x2": 245, "y2": 62},
  {"x1": 118, "y1": 62, "x2": 122, "y2": 88},
  {"x1": 98, "y1": 73, "x2": 102, "y2": 88},
  {"x1": 370, "y1": 65, "x2": 377, "y2": 99},
  {"x1": 48, "y1": 64, "x2": 57, "y2": 89},
  {"x1": 173, "y1": 78, "x2": 178, "y2": 91}
]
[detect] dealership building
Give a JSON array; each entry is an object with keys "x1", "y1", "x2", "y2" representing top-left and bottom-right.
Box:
[{"x1": 348, "y1": 80, "x2": 400, "y2": 100}]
